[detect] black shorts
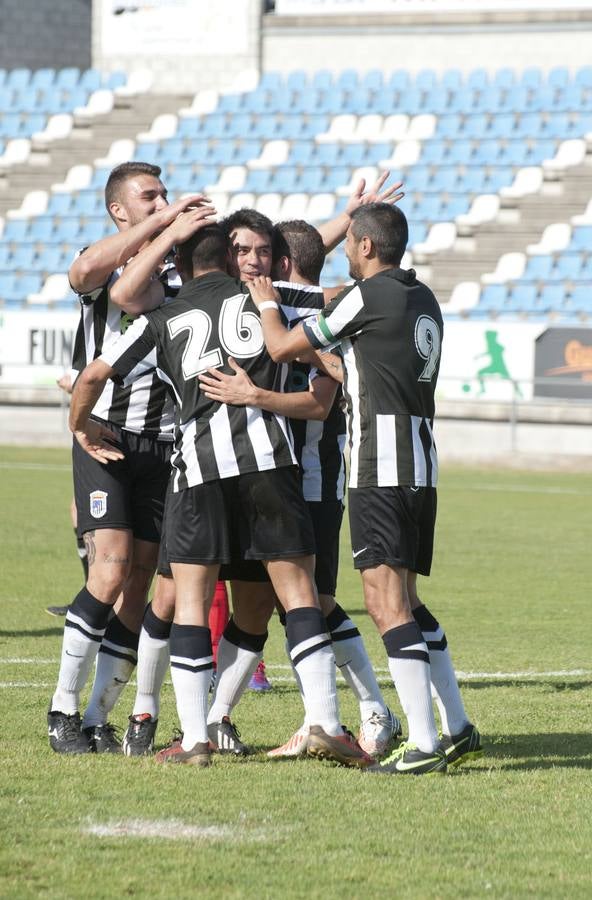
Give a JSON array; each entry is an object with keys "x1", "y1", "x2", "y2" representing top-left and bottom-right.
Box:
[
  {"x1": 348, "y1": 486, "x2": 437, "y2": 576},
  {"x1": 164, "y1": 466, "x2": 315, "y2": 566},
  {"x1": 219, "y1": 499, "x2": 343, "y2": 595},
  {"x1": 73, "y1": 420, "x2": 171, "y2": 543}
]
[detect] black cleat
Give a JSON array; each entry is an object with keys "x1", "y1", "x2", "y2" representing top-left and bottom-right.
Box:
[
  {"x1": 83, "y1": 723, "x2": 122, "y2": 754},
  {"x1": 366, "y1": 741, "x2": 447, "y2": 775},
  {"x1": 46, "y1": 605, "x2": 69, "y2": 617},
  {"x1": 47, "y1": 710, "x2": 91, "y2": 754},
  {"x1": 207, "y1": 717, "x2": 249, "y2": 755},
  {"x1": 441, "y1": 723, "x2": 483, "y2": 767},
  {"x1": 122, "y1": 714, "x2": 158, "y2": 757}
]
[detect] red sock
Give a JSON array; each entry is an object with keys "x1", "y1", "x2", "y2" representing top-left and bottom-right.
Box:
[{"x1": 208, "y1": 581, "x2": 230, "y2": 666}]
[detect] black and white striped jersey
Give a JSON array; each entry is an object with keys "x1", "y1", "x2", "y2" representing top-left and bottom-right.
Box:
[
  {"x1": 100, "y1": 271, "x2": 297, "y2": 491},
  {"x1": 275, "y1": 281, "x2": 346, "y2": 503},
  {"x1": 303, "y1": 267, "x2": 443, "y2": 489},
  {"x1": 70, "y1": 251, "x2": 180, "y2": 440}
]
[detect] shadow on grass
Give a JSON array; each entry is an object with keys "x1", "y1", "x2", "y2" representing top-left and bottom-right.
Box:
[
  {"x1": 0, "y1": 627, "x2": 63, "y2": 638},
  {"x1": 484, "y1": 732, "x2": 592, "y2": 770},
  {"x1": 463, "y1": 679, "x2": 591, "y2": 692}
]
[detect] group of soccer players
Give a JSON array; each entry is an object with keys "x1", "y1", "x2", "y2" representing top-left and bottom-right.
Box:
[{"x1": 47, "y1": 159, "x2": 483, "y2": 774}]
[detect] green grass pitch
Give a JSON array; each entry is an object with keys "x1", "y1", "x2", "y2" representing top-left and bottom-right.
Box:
[{"x1": 1, "y1": 445, "x2": 591, "y2": 898}]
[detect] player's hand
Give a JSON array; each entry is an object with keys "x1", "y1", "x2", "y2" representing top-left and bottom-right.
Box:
[
  {"x1": 199, "y1": 357, "x2": 256, "y2": 406},
  {"x1": 73, "y1": 421, "x2": 125, "y2": 465},
  {"x1": 170, "y1": 206, "x2": 217, "y2": 242},
  {"x1": 344, "y1": 171, "x2": 404, "y2": 216},
  {"x1": 159, "y1": 193, "x2": 212, "y2": 227},
  {"x1": 247, "y1": 276, "x2": 281, "y2": 307}
]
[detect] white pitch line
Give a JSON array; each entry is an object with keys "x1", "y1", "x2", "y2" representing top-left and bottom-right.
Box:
[
  {"x1": 83, "y1": 819, "x2": 236, "y2": 841},
  {"x1": 1, "y1": 658, "x2": 591, "y2": 680},
  {"x1": 0, "y1": 462, "x2": 71, "y2": 472},
  {"x1": 2, "y1": 668, "x2": 591, "y2": 690}
]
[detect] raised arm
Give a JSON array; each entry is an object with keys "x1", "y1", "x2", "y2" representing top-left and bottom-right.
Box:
[
  {"x1": 317, "y1": 171, "x2": 404, "y2": 254},
  {"x1": 108, "y1": 204, "x2": 216, "y2": 314},
  {"x1": 69, "y1": 193, "x2": 210, "y2": 297},
  {"x1": 199, "y1": 357, "x2": 338, "y2": 421}
]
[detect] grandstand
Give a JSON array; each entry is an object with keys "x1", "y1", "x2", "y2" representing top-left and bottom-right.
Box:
[
  {"x1": 0, "y1": 0, "x2": 591, "y2": 451},
  {"x1": 1, "y1": 63, "x2": 592, "y2": 317}
]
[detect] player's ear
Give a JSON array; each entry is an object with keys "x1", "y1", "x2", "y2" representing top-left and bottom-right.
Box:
[
  {"x1": 109, "y1": 200, "x2": 126, "y2": 226},
  {"x1": 360, "y1": 235, "x2": 373, "y2": 258}
]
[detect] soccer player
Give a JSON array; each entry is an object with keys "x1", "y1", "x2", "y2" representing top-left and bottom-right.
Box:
[
  {"x1": 245, "y1": 203, "x2": 483, "y2": 775},
  {"x1": 47, "y1": 161, "x2": 214, "y2": 754},
  {"x1": 201, "y1": 219, "x2": 401, "y2": 759},
  {"x1": 68, "y1": 221, "x2": 374, "y2": 769}
]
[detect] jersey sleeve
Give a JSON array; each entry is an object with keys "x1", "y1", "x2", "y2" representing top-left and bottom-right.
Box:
[
  {"x1": 99, "y1": 314, "x2": 158, "y2": 386},
  {"x1": 302, "y1": 283, "x2": 366, "y2": 349}
]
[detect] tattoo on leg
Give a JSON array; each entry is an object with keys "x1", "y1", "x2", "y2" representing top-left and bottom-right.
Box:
[
  {"x1": 103, "y1": 554, "x2": 130, "y2": 565},
  {"x1": 84, "y1": 532, "x2": 96, "y2": 567}
]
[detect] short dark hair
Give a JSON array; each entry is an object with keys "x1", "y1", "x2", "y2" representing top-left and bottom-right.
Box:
[
  {"x1": 176, "y1": 224, "x2": 229, "y2": 274},
  {"x1": 349, "y1": 203, "x2": 408, "y2": 266},
  {"x1": 273, "y1": 220, "x2": 325, "y2": 284},
  {"x1": 104, "y1": 161, "x2": 162, "y2": 212},
  {"x1": 220, "y1": 208, "x2": 274, "y2": 243}
]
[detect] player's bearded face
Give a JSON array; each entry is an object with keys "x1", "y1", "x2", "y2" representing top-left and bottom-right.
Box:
[
  {"x1": 346, "y1": 231, "x2": 363, "y2": 281},
  {"x1": 121, "y1": 176, "x2": 169, "y2": 229}
]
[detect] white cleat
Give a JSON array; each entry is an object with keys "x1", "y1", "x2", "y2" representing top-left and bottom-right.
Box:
[
  {"x1": 357, "y1": 708, "x2": 402, "y2": 760},
  {"x1": 267, "y1": 726, "x2": 309, "y2": 759}
]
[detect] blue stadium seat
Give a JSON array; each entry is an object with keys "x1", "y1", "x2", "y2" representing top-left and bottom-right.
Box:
[
  {"x1": 466, "y1": 69, "x2": 489, "y2": 90},
  {"x1": 80, "y1": 219, "x2": 108, "y2": 244},
  {"x1": 362, "y1": 69, "x2": 384, "y2": 91},
  {"x1": 520, "y1": 68, "x2": 543, "y2": 90},
  {"x1": 55, "y1": 216, "x2": 81, "y2": 242},
  {"x1": 493, "y1": 68, "x2": 516, "y2": 89},
  {"x1": 487, "y1": 113, "x2": 517, "y2": 138},
  {"x1": 79, "y1": 69, "x2": 102, "y2": 92},
  {"x1": 569, "y1": 284, "x2": 592, "y2": 311},
  {"x1": 553, "y1": 253, "x2": 583, "y2": 282},
  {"x1": 2, "y1": 219, "x2": 30, "y2": 242},
  {"x1": 10, "y1": 245, "x2": 37, "y2": 270},
  {"x1": 442, "y1": 69, "x2": 463, "y2": 90},
  {"x1": 217, "y1": 93, "x2": 244, "y2": 114},
  {"x1": 479, "y1": 284, "x2": 507, "y2": 312},
  {"x1": 55, "y1": 67, "x2": 80, "y2": 89},
  {"x1": 521, "y1": 255, "x2": 554, "y2": 281},
  {"x1": 312, "y1": 69, "x2": 333, "y2": 90},
  {"x1": 462, "y1": 114, "x2": 489, "y2": 138},
  {"x1": 569, "y1": 225, "x2": 592, "y2": 252},
  {"x1": 514, "y1": 112, "x2": 543, "y2": 137},
  {"x1": 315, "y1": 143, "x2": 343, "y2": 166},
  {"x1": 259, "y1": 72, "x2": 283, "y2": 92},
  {"x1": 7, "y1": 68, "x2": 31, "y2": 90},
  {"x1": 437, "y1": 114, "x2": 463, "y2": 137},
  {"x1": 388, "y1": 70, "x2": 410, "y2": 92},
  {"x1": 509, "y1": 283, "x2": 538, "y2": 313},
  {"x1": 176, "y1": 117, "x2": 201, "y2": 139},
  {"x1": 286, "y1": 70, "x2": 308, "y2": 92},
  {"x1": 575, "y1": 66, "x2": 592, "y2": 88},
  {"x1": 538, "y1": 284, "x2": 565, "y2": 312},
  {"x1": 336, "y1": 69, "x2": 359, "y2": 91},
  {"x1": 31, "y1": 68, "x2": 56, "y2": 90},
  {"x1": 415, "y1": 69, "x2": 437, "y2": 91},
  {"x1": 547, "y1": 67, "x2": 570, "y2": 89},
  {"x1": 105, "y1": 70, "x2": 127, "y2": 90}
]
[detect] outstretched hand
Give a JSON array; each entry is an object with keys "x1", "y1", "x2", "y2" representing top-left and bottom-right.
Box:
[
  {"x1": 170, "y1": 205, "x2": 217, "y2": 243},
  {"x1": 199, "y1": 357, "x2": 255, "y2": 406},
  {"x1": 161, "y1": 193, "x2": 213, "y2": 228},
  {"x1": 73, "y1": 420, "x2": 125, "y2": 465},
  {"x1": 247, "y1": 276, "x2": 281, "y2": 307},
  {"x1": 345, "y1": 170, "x2": 405, "y2": 216}
]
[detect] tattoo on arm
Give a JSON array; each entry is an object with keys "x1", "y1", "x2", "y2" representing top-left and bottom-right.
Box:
[{"x1": 83, "y1": 532, "x2": 96, "y2": 567}]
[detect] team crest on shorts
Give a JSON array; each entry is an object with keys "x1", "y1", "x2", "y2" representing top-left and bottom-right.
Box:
[{"x1": 90, "y1": 490, "x2": 108, "y2": 519}]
